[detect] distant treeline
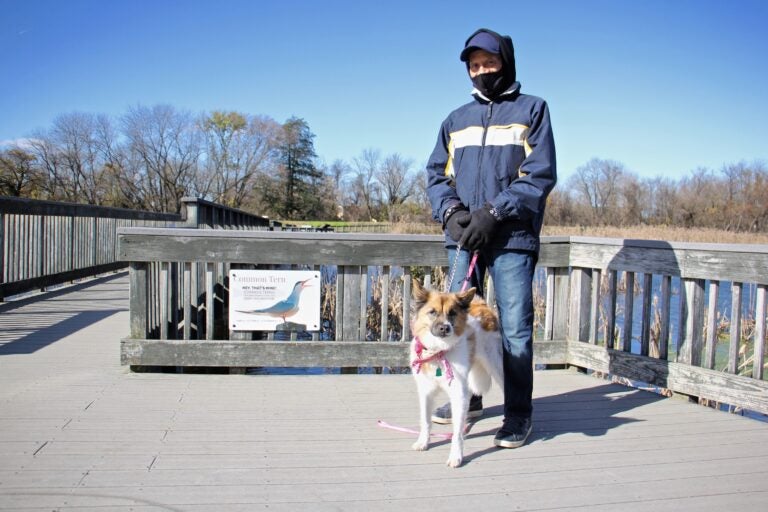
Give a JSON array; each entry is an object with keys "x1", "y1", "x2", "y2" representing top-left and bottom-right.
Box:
[{"x1": 1, "y1": 105, "x2": 765, "y2": 232}]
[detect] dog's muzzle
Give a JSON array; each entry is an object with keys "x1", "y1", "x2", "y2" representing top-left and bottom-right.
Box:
[{"x1": 431, "y1": 322, "x2": 453, "y2": 338}]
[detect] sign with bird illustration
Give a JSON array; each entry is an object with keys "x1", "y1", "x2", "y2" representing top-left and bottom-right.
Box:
[{"x1": 229, "y1": 270, "x2": 321, "y2": 331}]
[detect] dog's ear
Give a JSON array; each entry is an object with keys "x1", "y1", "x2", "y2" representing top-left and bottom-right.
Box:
[
  {"x1": 456, "y1": 287, "x2": 476, "y2": 310},
  {"x1": 412, "y1": 278, "x2": 430, "y2": 311}
]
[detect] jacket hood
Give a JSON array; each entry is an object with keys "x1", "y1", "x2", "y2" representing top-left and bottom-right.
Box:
[{"x1": 461, "y1": 28, "x2": 517, "y2": 88}]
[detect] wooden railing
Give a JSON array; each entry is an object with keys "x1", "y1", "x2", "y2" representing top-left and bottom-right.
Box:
[
  {"x1": 0, "y1": 196, "x2": 281, "y2": 300},
  {"x1": 118, "y1": 229, "x2": 768, "y2": 414},
  {"x1": 0, "y1": 196, "x2": 179, "y2": 299},
  {"x1": 179, "y1": 197, "x2": 275, "y2": 230}
]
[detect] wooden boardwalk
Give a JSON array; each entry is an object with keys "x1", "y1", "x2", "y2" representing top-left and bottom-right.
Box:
[{"x1": 1, "y1": 273, "x2": 767, "y2": 511}]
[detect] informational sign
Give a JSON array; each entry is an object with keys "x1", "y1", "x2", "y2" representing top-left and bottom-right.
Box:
[{"x1": 229, "y1": 270, "x2": 321, "y2": 332}]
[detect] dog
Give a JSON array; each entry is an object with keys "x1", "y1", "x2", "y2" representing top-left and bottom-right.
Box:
[{"x1": 409, "y1": 278, "x2": 504, "y2": 467}]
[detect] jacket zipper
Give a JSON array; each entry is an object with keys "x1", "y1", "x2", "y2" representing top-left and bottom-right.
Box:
[{"x1": 476, "y1": 102, "x2": 493, "y2": 208}]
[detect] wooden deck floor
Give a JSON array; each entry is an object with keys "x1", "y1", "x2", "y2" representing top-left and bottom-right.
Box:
[{"x1": 1, "y1": 273, "x2": 768, "y2": 511}]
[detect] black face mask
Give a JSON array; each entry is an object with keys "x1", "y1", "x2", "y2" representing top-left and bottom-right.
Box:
[{"x1": 471, "y1": 70, "x2": 507, "y2": 99}]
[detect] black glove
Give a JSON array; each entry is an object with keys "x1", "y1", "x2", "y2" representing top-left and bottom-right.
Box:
[
  {"x1": 459, "y1": 206, "x2": 499, "y2": 251},
  {"x1": 444, "y1": 207, "x2": 471, "y2": 242}
]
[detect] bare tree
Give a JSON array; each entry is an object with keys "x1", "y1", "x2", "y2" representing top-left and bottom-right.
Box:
[
  {"x1": 0, "y1": 147, "x2": 38, "y2": 196},
  {"x1": 323, "y1": 159, "x2": 351, "y2": 220},
  {"x1": 199, "y1": 111, "x2": 281, "y2": 208},
  {"x1": 676, "y1": 167, "x2": 722, "y2": 228},
  {"x1": 570, "y1": 158, "x2": 625, "y2": 225},
  {"x1": 645, "y1": 176, "x2": 678, "y2": 225},
  {"x1": 377, "y1": 153, "x2": 416, "y2": 222},
  {"x1": 351, "y1": 148, "x2": 383, "y2": 221},
  {"x1": 121, "y1": 105, "x2": 201, "y2": 213},
  {"x1": 26, "y1": 113, "x2": 118, "y2": 203},
  {"x1": 721, "y1": 161, "x2": 768, "y2": 231}
]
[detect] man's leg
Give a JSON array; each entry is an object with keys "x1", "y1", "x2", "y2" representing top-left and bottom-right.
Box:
[{"x1": 488, "y1": 249, "x2": 536, "y2": 448}]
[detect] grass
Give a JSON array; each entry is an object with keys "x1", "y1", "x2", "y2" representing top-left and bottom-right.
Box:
[{"x1": 292, "y1": 221, "x2": 768, "y2": 244}]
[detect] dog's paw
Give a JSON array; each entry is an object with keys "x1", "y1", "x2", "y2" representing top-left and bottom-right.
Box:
[
  {"x1": 411, "y1": 439, "x2": 428, "y2": 451},
  {"x1": 446, "y1": 456, "x2": 463, "y2": 468}
]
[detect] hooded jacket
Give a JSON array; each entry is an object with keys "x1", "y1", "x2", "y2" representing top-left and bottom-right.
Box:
[{"x1": 426, "y1": 29, "x2": 557, "y2": 253}]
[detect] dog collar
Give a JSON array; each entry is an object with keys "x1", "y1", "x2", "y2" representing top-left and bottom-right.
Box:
[{"x1": 411, "y1": 336, "x2": 454, "y2": 384}]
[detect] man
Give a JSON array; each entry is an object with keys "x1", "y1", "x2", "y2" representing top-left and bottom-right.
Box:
[{"x1": 425, "y1": 28, "x2": 556, "y2": 448}]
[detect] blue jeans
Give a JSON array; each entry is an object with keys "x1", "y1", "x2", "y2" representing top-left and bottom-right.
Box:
[{"x1": 448, "y1": 247, "x2": 535, "y2": 421}]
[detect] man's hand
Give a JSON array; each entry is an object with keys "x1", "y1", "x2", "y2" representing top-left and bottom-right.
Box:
[
  {"x1": 459, "y1": 206, "x2": 499, "y2": 251},
  {"x1": 444, "y1": 206, "x2": 471, "y2": 242}
]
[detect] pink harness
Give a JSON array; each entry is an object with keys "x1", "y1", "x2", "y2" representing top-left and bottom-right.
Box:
[{"x1": 411, "y1": 336, "x2": 454, "y2": 384}]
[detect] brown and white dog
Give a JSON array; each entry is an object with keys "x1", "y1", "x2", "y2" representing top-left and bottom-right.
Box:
[{"x1": 409, "y1": 278, "x2": 504, "y2": 468}]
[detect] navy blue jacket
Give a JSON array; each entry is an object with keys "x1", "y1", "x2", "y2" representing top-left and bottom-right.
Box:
[{"x1": 426, "y1": 81, "x2": 557, "y2": 253}]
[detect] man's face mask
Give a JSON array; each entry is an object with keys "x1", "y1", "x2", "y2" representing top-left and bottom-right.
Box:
[{"x1": 471, "y1": 70, "x2": 506, "y2": 99}]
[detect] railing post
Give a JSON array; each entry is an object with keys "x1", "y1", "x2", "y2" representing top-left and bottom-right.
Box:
[
  {"x1": 182, "y1": 198, "x2": 200, "y2": 228},
  {"x1": 622, "y1": 271, "x2": 635, "y2": 352},
  {"x1": 727, "y1": 281, "x2": 743, "y2": 374},
  {"x1": 129, "y1": 262, "x2": 148, "y2": 338},
  {"x1": 550, "y1": 267, "x2": 569, "y2": 340},
  {"x1": 338, "y1": 265, "x2": 363, "y2": 341},
  {"x1": 0, "y1": 212, "x2": 4, "y2": 300},
  {"x1": 568, "y1": 267, "x2": 592, "y2": 342},
  {"x1": 677, "y1": 278, "x2": 705, "y2": 366},
  {"x1": 754, "y1": 285, "x2": 766, "y2": 380}
]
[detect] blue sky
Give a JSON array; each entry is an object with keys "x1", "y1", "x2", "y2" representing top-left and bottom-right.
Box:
[{"x1": 2, "y1": 0, "x2": 767, "y2": 181}]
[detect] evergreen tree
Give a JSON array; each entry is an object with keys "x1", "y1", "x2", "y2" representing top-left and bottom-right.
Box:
[{"x1": 277, "y1": 117, "x2": 323, "y2": 219}]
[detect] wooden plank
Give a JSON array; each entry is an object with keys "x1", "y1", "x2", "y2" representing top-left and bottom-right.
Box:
[
  {"x1": 754, "y1": 285, "x2": 766, "y2": 380},
  {"x1": 566, "y1": 341, "x2": 768, "y2": 415},
  {"x1": 183, "y1": 262, "x2": 192, "y2": 340},
  {"x1": 159, "y1": 262, "x2": 169, "y2": 340},
  {"x1": 204, "y1": 262, "x2": 214, "y2": 340},
  {"x1": 562, "y1": 237, "x2": 768, "y2": 285},
  {"x1": 659, "y1": 275, "x2": 671, "y2": 360},
  {"x1": 552, "y1": 267, "x2": 569, "y2": 341},
  {"x1": 359, "y1": 266, "x2": 368, "y2": 341},
  {"x1": 120, "y1": 338, "x2": 568, "y2": 368},
  {"x1": 677, "y1": 278, "x2": 705, "y2": 366},
  {"x1": 121, "y1": 339, "x2": 412, "y2": 367},
  {"x1": 380, "y1": 265, "x2": 390, "y2": 341},
  {"x1": 119, "y1": 229, "x2": 450, "y2": 267},
  {"x1": 728, "y1": 281, "x2": 743, "y2": 374},
  {"x1": 335, "y1": 264, "x2": 344, "y2": 342},
  {"x1": 339, "y1": 265, "x2": 362, "y2": 341},
  {"x1": 704, "y1": 280, "x2": 720, "y2": 369},
  {"x1": 622, "y1": 271, "x2": 635, "y2": 352},
  {"x1": 401, "y1": 267, "x2": 412, "y2": 342},
  {"x1": 568, "y1": 267, "x2": 592, "y2": 342},
  {"x1": 0, "y1": 212, "x2": 5, "y2": 290},
  {"x1": 128, "y1": 262, "x2": 148, "y2": 338},
  {"x1": 640, "y1": 273, "x2": 653, "y2": 356},
  {"x1": 605, "y1": 269, "x2": 618, "y2": 349},
  {"x1": 544, "y1": 268, "x2": 555, "y2": 340},
  {"x1": 589, "y1": 268, "x2": 601, "y2": 344}
]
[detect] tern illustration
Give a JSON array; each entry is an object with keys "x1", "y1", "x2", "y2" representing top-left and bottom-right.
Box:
[{"x1": 236, "y1": 278, "x2": 313, "y2": 323}]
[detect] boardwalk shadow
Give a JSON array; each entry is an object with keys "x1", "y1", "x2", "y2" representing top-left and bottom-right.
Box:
[
  {"x1": 462, "y1": 381, "x2": 665, "y2": 463},
  {"x1": 0, "y1": 310, "x2": 123, "y2": 355}
]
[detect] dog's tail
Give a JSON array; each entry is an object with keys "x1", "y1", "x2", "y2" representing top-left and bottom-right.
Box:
[{"x1": 469, "y1": 297, "x2": 499, "y2": 331}]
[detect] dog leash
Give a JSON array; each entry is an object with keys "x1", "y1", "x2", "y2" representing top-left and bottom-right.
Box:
[
  {"x1": 445, "y1": 245, "x2": 479, "y2": 293},
  {"x1": 376, "y1": 420, "x2": 472, "y2": 440}
]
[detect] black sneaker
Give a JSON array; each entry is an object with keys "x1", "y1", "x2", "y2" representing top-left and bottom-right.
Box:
[
  {"x1": 493, "y1": 417, "x2": 532, "y2": 448},
  {"x1": 431, "y1": 395, "x2": 483, "y2": 424}
]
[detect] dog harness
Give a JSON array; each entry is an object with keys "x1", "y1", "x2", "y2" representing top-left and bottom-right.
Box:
[{"x1": 411, "y1": 336, "x2": 454, "y2": 384}]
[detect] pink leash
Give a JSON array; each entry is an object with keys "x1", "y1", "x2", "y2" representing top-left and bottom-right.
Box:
[
  {"x1": 376, "y1": 420, "x2": 472, "y2": 440},
  {"x1": 461, "y1": 251, "x2": 479, "y2": 292}
]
